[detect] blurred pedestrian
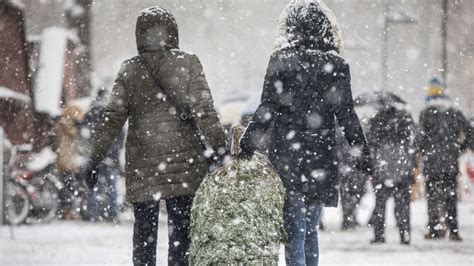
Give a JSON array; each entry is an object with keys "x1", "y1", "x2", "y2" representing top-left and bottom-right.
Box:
[
  {"x1": 335, "y1": 127, "x2": 367, "y2": 230},
  {"x1": 368, "y1": 101, "x2": 416, "y2": 245},
  {"x1": 239, "y1": 1, "x2": 371, "y2": 264},
  {"x1": 54, "y1": 105, "x2": 87, "y2": 219},
  {"x1": 417, "y1": 77, "x2": 473, "y2": 241},
  {"x1": 83, "y1": 88, "x2": 123, "y2": 222},
  {"x1": 81, "y1": 6, "x2": 226, "y2": 265}
]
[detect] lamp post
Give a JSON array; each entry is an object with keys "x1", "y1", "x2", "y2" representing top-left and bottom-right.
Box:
[
  {"x1": 441, "y1": 0, "x2": 448, "y2": 87},
  {"x1": 381, "y1": 2, "x2": 417, "y2": 91},
  {"x1": 65, "y1": 0, "x2": 93, "y2": 98}
]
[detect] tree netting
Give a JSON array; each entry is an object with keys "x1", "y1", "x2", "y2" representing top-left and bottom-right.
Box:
[{"x1": 189, "y1": 131, "x2": 286, "y2": 265}]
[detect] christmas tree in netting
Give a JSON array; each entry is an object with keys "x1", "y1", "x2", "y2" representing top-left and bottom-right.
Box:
[{"x1": 189, "y1": 125, "x2": 286, "y2": 265}]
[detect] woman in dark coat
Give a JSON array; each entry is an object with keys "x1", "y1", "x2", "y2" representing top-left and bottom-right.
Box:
[{"x1": 239, "y1": 1, "x2": 370, "y2": 265}]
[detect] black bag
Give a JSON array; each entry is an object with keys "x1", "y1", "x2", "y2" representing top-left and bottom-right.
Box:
[{"x1": 138, "y1": 55, "x2": 216, "y2": 167}]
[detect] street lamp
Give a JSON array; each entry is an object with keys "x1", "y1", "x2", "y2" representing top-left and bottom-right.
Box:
[
  {"x1": 381, "y1": 2, "x2": 417, "y2": 91},
  {"x1": 441, "y1": 0, "x2": 448, "y2": 87}
]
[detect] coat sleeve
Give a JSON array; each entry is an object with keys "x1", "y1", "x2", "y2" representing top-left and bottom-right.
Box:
[
  {"x1": 457, "y1": 110, "x2": 474, "y2": 151},
  {"x1": 89, "y1": 63, "x2": 129, "y2": 166},
  {"x1": 414, "y1": 110, "x2": 428, "y2": 153},
  {"x1": 240, "y1": 55, "x2": 280, "y2": 156},
  {"x1": 366, "y1": 113, "x2": 379, "y2": 149},
  {"x1": 188, "y1": 55, "x2": 227, "y2": 154},
  {"x1": 333, "y1": 63, "x2": 369, "y2": 151}
]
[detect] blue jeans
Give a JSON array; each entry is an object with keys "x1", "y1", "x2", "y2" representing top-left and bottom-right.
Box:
[
  {"x1": 284, "y1": 192, "x2": 323, "y2": 266},
  {"x1": 87, "y1": 166, "x2": 119, "y2": 221}
]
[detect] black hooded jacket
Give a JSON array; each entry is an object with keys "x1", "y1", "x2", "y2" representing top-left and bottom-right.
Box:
[
  {"x1": 417, "y1": 96, "x2": 473, "y2": 177},
  {"x1": 240, "y1": 1, "x2": 368, "y2": 207},
  {"x1": 368, "y1": 106, "x2": 416, "y2": 186}
]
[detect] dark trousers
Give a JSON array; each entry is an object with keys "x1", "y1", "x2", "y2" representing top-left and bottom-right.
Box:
[
  {"x1": 340, "y1": 171, "x2": 366, "y2": 229},
  {"x1": 425, "y1": 173, "x2": 458, "y2": 234},
  {"x1": 86, "y1": 166, "x2": 119, "y2": 221},
  {"x1": 132, "y1": 196, "x2": 193, "y2": 266},
  {"x1": 340, "y1": 190, "x2": 362, "y2": 229},
  {"x1": 372, "y1": 183, "x2": 411, "y2": 240},
  {"x1": 58, "y1": 171, "x2": 85, "y2": 218}
]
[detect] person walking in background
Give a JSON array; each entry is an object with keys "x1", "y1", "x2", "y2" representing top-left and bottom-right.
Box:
[
  {"x1": 83, "y1": 88, "x2": 124, "y2": 222},
  {"x1": 239, "y1": 1, "x2": 371, "y2": 265},
  {"x1": 417, "y1": 77, "x2": 473, "y2": 241},
  {"x1": 54, "y1": 105, "x2": 87, "y2": 220},
  {"x1": 81, "y1": 7, "x2": 227, "y2": 265},
  {"x1": 367, "y1": 101, "x2": 416, "y2": 245},
  {"x1": 335, "y1": 127, "x2": 367, "y2": 231}
]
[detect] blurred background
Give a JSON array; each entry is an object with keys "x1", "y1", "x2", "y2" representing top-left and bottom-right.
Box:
[
  {"x1": 8, "y1": 0, "x2": 474, "y2": 126},
  {"x1": 1, "y1": 0, "x2": 473, "y2": 265}
]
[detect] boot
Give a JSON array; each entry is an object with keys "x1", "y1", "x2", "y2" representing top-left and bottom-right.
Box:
[
  {"x1": 372, "y1": 222, "x2": 386, "y2": 244},
  {"x1": 424, "y1": 230, "x2": 441, "y2": 240},
  {"x1": 341, "y1": 216, "x2": 358, "y2": 231},
  {"x1": 370, "y1": 237, "x2": 386, "y2": 244},
  {"x1": 341, "y1": 223, "x2": 357, "y2": 231},
  {"x1": 400, "y1": 230, "x2": 410, "y2": 245},
  {"x1": 449, "y1": 232, "x2": 463, "y2": 242},
  {"x1": 439, "y1": 227, "x2": 447, "y2": 238},
  {"x1": 367, "y1": 213, "x2": 375, "y2": 227},
  {"x1": 318, "y1": 220, "x2": 325, "y2": 231}
]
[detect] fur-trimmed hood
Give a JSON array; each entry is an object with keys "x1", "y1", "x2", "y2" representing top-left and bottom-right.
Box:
[
  {"x1": 274, "y1": 0, "x2": 344, "y2": 53},
  {"x1": 425, "y1": 94, "x2": 458, "y2": 112}
]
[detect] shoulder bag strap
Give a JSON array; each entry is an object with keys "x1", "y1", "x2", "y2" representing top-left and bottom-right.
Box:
[{"x1": 138, "y1": 55, "x2": 212, "y2": 153}]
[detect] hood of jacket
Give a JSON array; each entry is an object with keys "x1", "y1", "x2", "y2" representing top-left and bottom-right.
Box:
[
  {"x1": 274, "y1": 0, "x2": 343, "y2": 53},
  {"x1": 425, "y1": 94, "x2": 457, "y2": 112},
  {"x1": 136, "y1": 6, "x2": 179, "y2": 53}
]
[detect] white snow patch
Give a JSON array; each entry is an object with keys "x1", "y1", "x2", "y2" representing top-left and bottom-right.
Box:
[
  {"x1": 34, "y1": 27, "x2": 70, "y2": 116},
  {"x1": 63, "y1": 0, "x2": 84, "y2": 17},
  {"x1": 286, "y1": 130, "x2": 296, "y2": 140},
  {"x1": 427, "y1": 97, "x2": 458, "y2": 112},
  {"x1": 139, "y1": 6, "x2": 168, "y2": 17},
  {"x1": 26, "y1": 147, "x2": 57, "y2": 171},
  {"x1": 0, "y1": 86, "x2": 31, "y2": 103},
  {"x1": 7, "y1": 0, "x2": 25, "y2": 10},
  {"x1": 2, "y1": 189, "x2": 474, "y2": 266}
]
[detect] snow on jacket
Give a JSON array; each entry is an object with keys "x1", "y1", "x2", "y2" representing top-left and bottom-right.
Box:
[
  {"x1": 417, "y1": 95, "x2": 473, "y2": 177},
  {"x1": 274, "y1": 0, "x2": 344, "y2": 53},
  {"x1": 240, "y1": 0, "x2": 368, "y2": 207},
  {"x1": 89, "y1": 7, "x2": 226, "y2": 203}
]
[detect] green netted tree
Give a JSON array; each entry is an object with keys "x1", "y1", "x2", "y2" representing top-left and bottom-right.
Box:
[{"x1": 189, "y1": 125, "x2": 286, "y2": 265}]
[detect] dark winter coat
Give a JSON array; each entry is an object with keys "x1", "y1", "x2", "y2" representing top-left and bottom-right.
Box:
[
  {"x1": 417, "y1": 96, "x2": 473, "y2": 178},
  {"x1": 335, "y1": 126, "x2": 367, "y2": 192},
  {"x1": 240, "y1": 1, "x2": 368, "y2": 207},
  {"x1": 84, "y1": 97, "x2": 124, "y2": 169},
  {"x1": 89, "y1": 7, "x2": 226, "y2": 203},
  {"x1": 368, "y1": 106, "x2": 416, "y2": 187}
]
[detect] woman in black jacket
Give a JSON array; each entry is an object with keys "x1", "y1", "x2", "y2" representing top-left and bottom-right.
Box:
[{"x1": 239, "y1": 1, "x2": 370, "y2": 265}]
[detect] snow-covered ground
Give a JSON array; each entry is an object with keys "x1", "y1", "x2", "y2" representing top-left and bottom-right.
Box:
[{"x1": 1, "y1": 194, "x2": 473, "y2": 265}]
